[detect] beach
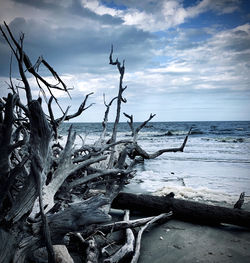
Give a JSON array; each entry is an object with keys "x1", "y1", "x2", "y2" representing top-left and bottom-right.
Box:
[
  {"x1": 107, "y1": 198, "x2": 250, "y2": 263},
  {"x1": 61, "y1": 121, "x2": 250, "y2": 196},
  {"x1": 60, "y1": 121, "x2": 250, "y2": 262},
  {"x1": 110, "y1": 198, "x2": 250, "y2": 263},
  {"x1": 137, "y1": 217, "x2": 250, "y2": 263},
  {"x1": 107, "y1": 192, "x2": 250, "y2": 263}
]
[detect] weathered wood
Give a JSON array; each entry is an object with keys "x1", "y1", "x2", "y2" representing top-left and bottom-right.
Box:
[
  {"x1": 1, "y1": 24, "x2": 196, "y2": 263},
  {"x1": 131, "y1": 213, "x2": 170, "y2": 263},
  {"x1": 81, "y1": 211, "x2": 172, "y2": 239},
  {"x1": 31, "y1": 195, "x2": 112, "y2": 240},
  {"x1": 128, "y1": 128, "x2": 192, "y2": 160},
  {"x1": 85, "y1": 237, "x2": 99, "y2": 263},
  {"x1": 68, "y1": 168, "x2": 132, "y2": 189},
  {"x1": 234, "y1": 192, "x2": 245, "y2": 209},
  {"x1": 0, "y1": 229, "x2": 16, "y2": 263},
  {"x1": 112, "y1": 192, "x2": 250, "y2": 228},
  {"x1": 0, "y1": 93, "x2": 18, "y2": 209},
  {"x1": 29, "y1": 99, "x2": 55, "y2": 263},
  {"x1": 104, "y1": 210, "x2": 135, "y2": 263},
  {"x1": 123, "y1": 112, "x2": 156, "y2": 143},
  {"x1": 14, "y1": 195, "x2": 111, "y2": 262},
  {"x1": 108, "y1": 45, "x2": 127, "y2": 168},
  {"x1": 31, "y1": 245, "x2": 74, "y2": 263},
  {"x1": 97, "y1": 94, "x2": 117, "y2": 145}
]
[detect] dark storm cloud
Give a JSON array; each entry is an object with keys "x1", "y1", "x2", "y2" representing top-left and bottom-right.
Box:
[
  {"x1": 0, "y1": 14, "x2": 155, "y2": 78},
  {"x1": 13, "y1": 0, "x2": 124, "y2": 25}
]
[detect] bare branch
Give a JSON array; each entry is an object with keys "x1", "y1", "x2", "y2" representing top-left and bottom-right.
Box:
[
  {"x1": 108, "y1": 46, "x2": 127, "y2": 167},
  {"x1": 8, "y1": 53, "x2": 16, "y2": 93},
  {"x1": 104, "y1": 210, "x2": 135, "y2": 263},
  {"x1": 135, "y1": 113, "x2": 156, "y2": 134},
  {"x1": 68, "y1": 168, "x2": 132, "y2": 189},
  {"x1": 124, "y1": 113, "x2": 155, "y2": 143},
  {"x1": 131, "y1": 213, "x2": 172, "y2": 263},
  {"x1": 55, "y1": 92, "x2": 94, "y2": 123},
  {"x1": 97, "y1": 94, "x2": 118, "y2": 144},
  {"x1": 0, "y1": 24, "x2": 18, "y2": 60},
  {"x1": 128, "y1": 127, "x2": 192, "y2": 160},
  {"x1": 2, "y1": 23, "x2": 32, "y2": 104},
  {"x1": 123, "y1": 112, "x2": 134, "y2": 136},
  {"x1": 82, "y1": 211, "x2": 172, "y2": 239}
]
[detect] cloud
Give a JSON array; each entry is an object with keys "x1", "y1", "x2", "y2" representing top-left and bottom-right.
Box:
[
  {"x1": 0, "y1": 0, "x2": 249, "y2": 121},
  {"x1": 81, "y1": 0, "x2": 241, "y2": 32},
  {"x1": 152, "y1": 23, "x2": 250, "y2": 91},
  {"x1": 0, "y1": 14, "x2": 156, "y2": 78},
  {"x1": 0, "y1": 0, "x2": 123, "y2": 30}
]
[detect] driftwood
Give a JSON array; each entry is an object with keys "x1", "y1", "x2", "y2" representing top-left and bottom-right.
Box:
[
  {"x1": 0, "y1": 23, "x2": 122, "y2": 262},
  {"x1": 85, "y1": 237, "x2": 99, "y2": 263},
  {"x1": 0, "y1": 21, "x2": 219, "y2": 263},
  {"x1": 104, "y1": 210, "x2": 135, "y2": 263},
  {"x1": 81, "y1": 211, "x2": 173, "y2": 238},
  {"x1": 112, "y1": 192, "x2": 250, "y2": 228},
  {"x1": 234, "y1": 192, "x2": 245, "y2": 209},
  {"x1": 13, "y1": 195, "x2": 111, "y2": 263},
  {"x1": 131, "y1": 213, "x2": 171, "y2": 263}
]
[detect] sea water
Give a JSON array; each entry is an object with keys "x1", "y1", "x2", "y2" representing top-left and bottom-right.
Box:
[{"x1": 60, "y1": 121, "x2": 250, "y2": 203}]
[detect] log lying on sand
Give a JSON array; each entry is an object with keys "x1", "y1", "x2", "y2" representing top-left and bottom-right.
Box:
[{"x1": 112, "y1": 192, "x2": 250, "y2": 228}]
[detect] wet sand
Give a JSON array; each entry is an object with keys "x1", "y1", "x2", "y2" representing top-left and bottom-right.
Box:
[
  {"x1": 119, "y1": 186, "x2": 250, "y2": 263},
  {"x1": 138, "y1": 219, "x2": 250, "y2": 263},
  {"x1": 136, "y1": 201, "x2": 250, "y2": 263}
]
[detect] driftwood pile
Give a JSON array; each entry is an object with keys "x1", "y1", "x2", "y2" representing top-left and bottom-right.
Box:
[{"x1": 0, "y1": 23, "x2": 249, "y2": 263}]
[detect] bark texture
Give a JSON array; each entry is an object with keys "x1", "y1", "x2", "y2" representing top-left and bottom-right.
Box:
[{"x1": 112, "y1": 192, "x2": 250, "y2": 228}]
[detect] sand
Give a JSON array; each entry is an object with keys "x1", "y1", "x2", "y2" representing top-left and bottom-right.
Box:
[
  {"x1": 135, "y1": 200, "x2": 250, "y2": 263},
  {"x1": 110, "y1": 195, "x2": 250, "y2": 263},
  {"x1": 138, "y1": 219, "x2": 250, "y2": 263}
]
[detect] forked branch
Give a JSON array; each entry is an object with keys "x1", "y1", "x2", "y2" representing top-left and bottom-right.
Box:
[
  {"x1": 55, "y1": 92, "x2": 94, "y2": 123},
  {"x1": 124, "y1": 113, "x2": 156, "y2": 142},
  {"x1": 128, "y1": 127, "x2": 192, "y2": 160}
]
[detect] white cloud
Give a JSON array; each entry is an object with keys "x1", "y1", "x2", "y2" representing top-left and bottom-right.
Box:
[
  {"x1": 80, "y1": 0, "x2": 240, "y2": 32},
  {"x1": 148, "y1": 62, "x2": 192, "y2": 73},
  {"x1": 82, "y1": 0, "x2": 122, "y2": 16}
]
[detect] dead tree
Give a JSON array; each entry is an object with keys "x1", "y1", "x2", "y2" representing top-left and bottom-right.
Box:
[
  {"x1": 107, "y1": 45, "x2": 127, "y2": 168},
  {"x1": 0, "y1": 23, "x2": 192, "y2": 263},
  {"x1": 0, "y1": 23, "x2": 116, "y2": 263}
]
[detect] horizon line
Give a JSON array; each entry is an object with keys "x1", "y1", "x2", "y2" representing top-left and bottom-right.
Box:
[{"x1": 63, "y1": 120, "x2": 250, "y2": 123}]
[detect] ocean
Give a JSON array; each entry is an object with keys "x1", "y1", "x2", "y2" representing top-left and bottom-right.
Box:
[{"x1": 60, "y1": 121, "x2": 250, "y2": 204}]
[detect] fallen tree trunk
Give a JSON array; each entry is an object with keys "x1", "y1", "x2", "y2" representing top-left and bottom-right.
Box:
[{"x1": 112, "y1": 192, "x2": 250, "y2": 228}]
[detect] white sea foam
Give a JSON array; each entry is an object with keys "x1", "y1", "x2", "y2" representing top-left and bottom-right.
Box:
[
  {"x1": 154, "y1": 185, "x2": 242, "y2": 205},
  {"x1": 59, "y1": 121, "x2": 250, "y2": 198}
]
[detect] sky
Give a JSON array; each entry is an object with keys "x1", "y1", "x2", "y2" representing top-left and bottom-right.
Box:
[{"x1": 0, "y1": 0, "x2": 250, "y2": 122}]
